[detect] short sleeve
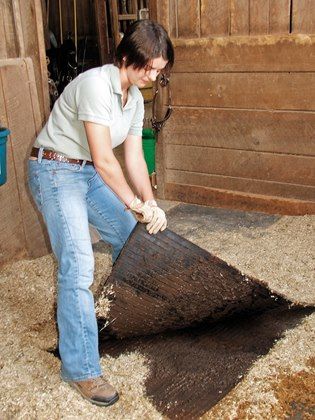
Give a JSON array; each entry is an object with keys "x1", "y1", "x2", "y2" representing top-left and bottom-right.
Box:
[
  {"x1": 128, "y1": 97, "x2": 144, "y2": 136},
  {"x1": 76, "y1": 77, "x2": 113, "y2": 126}
]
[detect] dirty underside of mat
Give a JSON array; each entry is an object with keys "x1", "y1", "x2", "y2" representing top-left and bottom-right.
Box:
[{"x1": 95, "y1": 224, "x2": 294, "y2": 339}]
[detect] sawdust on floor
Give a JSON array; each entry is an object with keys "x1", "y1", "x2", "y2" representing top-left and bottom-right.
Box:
[
  {"x1": 0, "y1": 202, "x2": 314, "y2": 418},
  {"x1": 168, "y1": 211, "x2": 315, "y2": 306}
]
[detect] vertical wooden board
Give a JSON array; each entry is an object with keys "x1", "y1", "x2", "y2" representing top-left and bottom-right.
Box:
[
  {"x1": 156, "y1": 0, "x2": 171, "y2": 34},
  {"x1": 0, "y1": 0, "x2": 18, "y2": 58},
  {"x1": 40, "y1": 0, "x2": 51, "y2": 49},
  {"x1": 0, "y1": 68, "x2": 26, "y2": 263},
  {"x1": 230, "y1": 0, "x2": 249, "y2": 35},
  {"x1": 201, "y1": 0, "x2": 230, "y2": 36},
  {"x1": 292, "y1": 0, "x2": 315, "y2": 33},
  {"x1": 61, "y1": 0, "x2": 73, "y2": 44},
  {"x1": 149, "y1": 0, "x2": 158, "y2": 21},
  {"x1": 24, "y1": 58, "x2": 43, "y2": 140},
  {"x1": 1, "y1": 60, "x2": 49, "y2": 258},
  {"x1": 12, "y1": 0, "x2": 25, "y2": 56},
  {"x1": 156, "y1": 130, "x2": 167, "y2": 199},
  {"x1": 18, "y1": 0, "x2": 50, "y2": 124},
  {"x1": 78, "y1": 0, "x2": 91, "y2": 39},
  {"x1": 269, "y1": 0, "x2": 290, "y2": 34},
  {"x1": 94, "y1": 0, "x2": 110, "y2": 64},
  {"x1": 177, "y1": 0, "x2": 200, "y2": 38},
  {"x1": 47, "y1": 0, "x2": 61, "y2": 43},
  {"x1": 250, "y1": 0, "x2": 269, "y2": 35},
  {"x1": 0, "y1": 139, "x2": 27, "y2": 263},
  {"x1": 169, "y1": 0, "x2": 177, "y2": 38},
  {"x1": 0, "y1": 6, "x2": 7, "y2": 58},
  {"x1": 33, "y1": 0, "x2": 50, "y2": 121},
  {"x1": 109, "y1": 0, "x2": 120, "y2": 47}
]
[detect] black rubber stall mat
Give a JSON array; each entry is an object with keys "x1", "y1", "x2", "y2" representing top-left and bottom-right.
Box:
[
  {"x1": 95, "y1": 206, "x2": 313, "y2": 417},
  {"x1": 101, "y1": 307, "x2": 313, "y2": 419},
  {"x1": 95, "y1": 224, "x2": 291, "y2": 338}
]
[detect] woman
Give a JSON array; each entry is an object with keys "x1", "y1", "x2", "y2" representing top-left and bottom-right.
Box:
[{"x1": 28, "y1": 19, "x2": 174, "y2": 407}]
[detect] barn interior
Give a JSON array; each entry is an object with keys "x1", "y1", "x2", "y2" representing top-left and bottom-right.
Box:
[{"x1": 0, "y1": 1, "x2": 314, "y2": 418}]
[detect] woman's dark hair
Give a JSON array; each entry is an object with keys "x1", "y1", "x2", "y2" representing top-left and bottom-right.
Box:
[{"x1": 115, "y1": 20, "x2": 174, "y2": 74}]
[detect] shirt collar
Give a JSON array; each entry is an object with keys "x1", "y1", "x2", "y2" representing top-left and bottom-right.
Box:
[
  {"x1": 109, "y1": 64, "x2": 122, "y2": 95},
  {"x1": 108, "y1": 64, "x2": 137, "y2": 109}
]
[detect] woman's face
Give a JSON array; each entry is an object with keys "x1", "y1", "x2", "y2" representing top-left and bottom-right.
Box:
[{"x1": 125, "y1": 56, "x2": 168, "y2": 88}]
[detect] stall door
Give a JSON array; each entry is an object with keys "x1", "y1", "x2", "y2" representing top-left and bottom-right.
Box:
[{"x1": 155, "y1": 0, "x2": 315, "y2": 214}]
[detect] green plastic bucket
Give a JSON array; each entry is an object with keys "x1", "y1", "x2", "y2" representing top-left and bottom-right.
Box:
[
  {"x1": 0, "y1": 128, "x2": 10, "y2": 186},
  {"x1": 142, "y1": 128, "x2": 156, "y2": 175}
]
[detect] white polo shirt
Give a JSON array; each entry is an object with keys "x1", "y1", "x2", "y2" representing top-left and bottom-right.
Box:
[{"x1": 35, "y1": 64, "x2": 144, "y2": 161}]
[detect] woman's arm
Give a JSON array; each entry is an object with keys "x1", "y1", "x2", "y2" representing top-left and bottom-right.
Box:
[
  {"x1": 84, "y1": 121, "x2": 135, "y2": 206},
  {"x1": 123, "y1": 133, "x2": 155, "y2": 202}
]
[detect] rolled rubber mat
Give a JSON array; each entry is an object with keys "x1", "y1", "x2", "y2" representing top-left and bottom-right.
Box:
[{"x1": 95, "y1": 224, "x2": 292, "y2": 338}]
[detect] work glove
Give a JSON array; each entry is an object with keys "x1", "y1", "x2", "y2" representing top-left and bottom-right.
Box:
[
  {"x1": 128, "y1": 196, "x2": 154, "y2": 223},
  {"x1": 145, "y1": 200, "x2": 167, "y2": 234}
]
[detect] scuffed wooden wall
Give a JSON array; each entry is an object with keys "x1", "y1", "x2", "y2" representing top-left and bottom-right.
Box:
[
  {"x1": 155, "y1": 0, "x2": 315, "y2": 214},
  {"x1": 0, "y1": 0, "x2": 50, "y2": 264}
]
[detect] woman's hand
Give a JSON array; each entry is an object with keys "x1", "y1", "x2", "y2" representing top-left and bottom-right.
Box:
[
  {"x1": 128, "y1": 196, "x2": 154, "y2": 223},
  {"x1": 144, "y1": 200, "x2": 167, "y2": 234},
  {"x1": 128, "y1": 197, "x2": 167, "y2": 234}
]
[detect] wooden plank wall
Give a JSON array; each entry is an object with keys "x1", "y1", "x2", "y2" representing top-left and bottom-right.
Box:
[
  {"x1": 0, "y1": 0, "x2": 49, "y2": 124},
  {"x1": 0, "y1": 0, "x2": 50, "y2": 264},
  {"x1": 155, "y1": 0, "x2": 315, "y2": 214}
]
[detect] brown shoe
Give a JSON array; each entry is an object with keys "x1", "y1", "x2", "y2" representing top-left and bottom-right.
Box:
[{"x1": 68, "y1": 376, "x2": 119, "y2": 407}]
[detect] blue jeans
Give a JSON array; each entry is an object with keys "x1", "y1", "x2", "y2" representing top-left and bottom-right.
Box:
[{"x1": 28, "y1": 154, "x2": 136, "y2": 381}]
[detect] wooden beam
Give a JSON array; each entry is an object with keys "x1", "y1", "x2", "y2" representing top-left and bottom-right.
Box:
[
  {"x1": 172, "y1": 35, "x2": 315, "y2": 72},
  {"x1": 171, "y1": 72, "x2": 315, "y2": 111},
  {"x1": 163, "y1": 108, "x2": 315, "y2": 156},
  {"x1": 164, "y1": 183, "x2": 315, "y2": 215}
]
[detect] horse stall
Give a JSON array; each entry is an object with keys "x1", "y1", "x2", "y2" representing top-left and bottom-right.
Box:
[{"x1": 0, "y1": 1, "x2": 314, "y2": 419}]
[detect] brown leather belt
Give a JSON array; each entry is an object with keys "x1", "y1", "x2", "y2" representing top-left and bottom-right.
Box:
[{"x1": 30, "y1": 147, "x2": 93, "y2": 165}]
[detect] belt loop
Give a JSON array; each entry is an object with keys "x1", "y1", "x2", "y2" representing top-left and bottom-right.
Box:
[
  {"x1": 38, "y1": 147, "x2": 44, "y2": 163},
  {"x1": 81, "y1": 160, "x2": 87, "y2": 169}
]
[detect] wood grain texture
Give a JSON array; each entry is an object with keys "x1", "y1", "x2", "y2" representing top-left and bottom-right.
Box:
[
  {"x1": 12, "y1": 0, "x2": 25, "y2": 57},
  {"x1": 177, "y1": 0, "x2": 200, "y2": 38},
  {"x1": 230, "y1": 0, "x2": 249, "y2": 35},
  {"x1": 0, "y1": 59, "x2": 49, "y2": 262},
  {"x1": 1, "y1": 0, "x2": 50, "y2": 124},
  {"x1": 0, "y1": 1, "x2": 18, "y2": 58},
  {"x1": 172, "y1": 36, "x2": 315, "y2": 72},
  {"x1": 171, "y1": 72, "x2": 315, "y2": 111},
  {"x1": 164, "y1": 183, "x2": 315, "y2": 215},
  {"x1": 163, "y1": 108, "x2": 315, "y2": 156},
  {"x1": 292, "y1": 0, "x2": 315, "y2": 33},
  {"x1": 269, "y1": 0, "x2": 290, "y2": 34},
  {"x1": 109, "y1": 0, "x2": 120, "y2": 48},
  {"x1": 166, "y1": 170, "x2": 315, "y2": 202},
  {"x1": 155, "y1": 1, "x2": 315, "y2": 212},
  {"x1": 200, "y1": 0, "x2": 230, "y2": 36},
  {"x1": 94, "y1": 0, "x2": 110, "y2": 64},
  {"x1": 165, "y1": 145, "x2": 315, "y2": 187},
  {"x1": 0, "y1": 63, "x2": 26, "y2": 264},
  {"x1": 156, "y1": 0, "x2": 171, "y2": 34},
  {"x1": 249, "y1": 0, "x2": 269, "y2": 35}
]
